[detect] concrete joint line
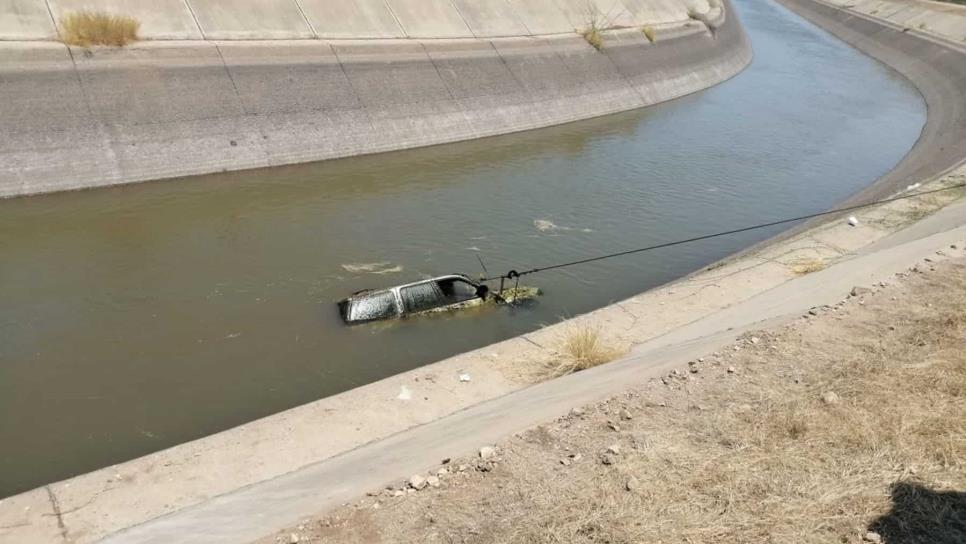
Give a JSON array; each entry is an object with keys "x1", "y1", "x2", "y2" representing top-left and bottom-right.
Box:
[
  {"x1": 291, "y1": 0, "x2": 319, "y2": 39},
  {"x1": 419, "y1": 41, "x2": 477, "y2": 134},
  {"x1": 43, "y1": 485, "x2": 68, "y2": 542},
  {"x1": 327, "y1": 43, "x2": 379, "y2": 135},
  {"x1": 381, "y1": 0, "x2": 409, "y2": 39},
  {"x1": 505, "y1": 0, "x2": 535, "y2": 36},
  {"x1": 446, "y1": 0, "x2": 478, "y2": 39},
  {"x1": 181, "y1": 0, "x2": 206, "y2": 41},
  {"x1": 42, "y1": 0, "x2": 62, "y2": 41}
]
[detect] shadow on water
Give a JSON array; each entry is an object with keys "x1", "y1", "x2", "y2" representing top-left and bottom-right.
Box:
[{"x1": 869, "y1": 482, "x2": 966, "y2": 544}]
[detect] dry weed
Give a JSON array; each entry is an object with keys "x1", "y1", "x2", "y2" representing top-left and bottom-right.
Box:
[
  {"x1": 788, "y1": 257, "x2": 827, "y2": 275},
  {"x1": 545, "y1": 323, "x2": 623, "y2": 377},
  {"x1": 60, "y1": 11, "x2": 139, "y2": 47}
]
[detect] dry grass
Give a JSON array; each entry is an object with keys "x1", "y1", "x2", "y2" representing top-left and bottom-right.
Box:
[
  {"x1": 788, "y1": 257, "x2": 827, "y2": 275},
  {"x1": 60, "y1": 11, "x2": 139, "y2": 47},
  {"x1": 642, "y1": 25, "x2": 656, "y2": 43},
  {"x1": 545, "y1": 323, "x2": 623, "y2": 377},
  {"x1": 581, "y1": 25, "x2": 604, "y2": 51},
  {"x1": 267, "y1": 258, "x2": 966, "y2": 544}
]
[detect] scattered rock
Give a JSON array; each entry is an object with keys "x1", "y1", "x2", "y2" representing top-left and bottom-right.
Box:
[
  {"x1": 863, "y1": 531, "x2": 882, "y2": 543},
  {"x1": 560, "y1": 458, "x2": 571, "y2": 466},
  {"x1": 851, "y1": 286, "x2": 872, "y2": 297},
  {"x1": 625, "y1": 476, "x2": 641, "y2": 492},
  {"x1": 441, "y1": 457, "x2": 451, "y2": 465},
  {"x1": 607, "y1": 421, "x2": 621, "y2": 432},
  {"x1": 570, "y1": 453, "x2": 583, "y2": 462},
  {"x1": 601, "y1": 453, "x2": 617, "y2": 465},
  {"x1": 607, "y1": 444, "x2": 621, "y2": 455},
  {"x1": 459, "y1": 373, "x2": 472, "y2": 382},
  {"x1": 727, "y1": 366, "x2": 736, "y2": 374},
  {"x1": 437, "y1": 467, "x2": 449, "y2": 476},
  {"x1": 750, "y1": 336, "x2": 760, "y2": 344},
  {"x1": 570, "y1": 407, "x2": 585, "y2": 417},
  {"x1": 457, "y1": 464, "x2": 469, "y2": 472},
  {"x1": 479, "y1": 446, "x2": 497, "y2": 460},
  {"x1": 808, "y1": 308, "x2": 819, "y2": 316},
  {"x1": 289, "y1": 533, "x2": 300, "y2": 544},
  {"x1": 619, "y1": 409, "x2": 633, "y2": 420},
  {"x1": 426, "y1": 475, "x2": 440, "y2": 488},
  {"x1": 409, "y1": 474, "x2": 427, "y2": 490},
  {"x1": 821, "y1": 391, "x2": 841, "y2": 405},
  {"x1": 392, "y1": 489, "x2": 405, "y2": 497}
]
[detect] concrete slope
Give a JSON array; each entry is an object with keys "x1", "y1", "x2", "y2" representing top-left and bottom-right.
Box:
[
  {"x1": 0, "y1": 0, "x2": 56, "y2": 39},
  {"x1": 1, "y1": 0, "x2": 710, "y2": 40},
  {"x1": 0, "y1": 2, "x2": 751, "y2": 197},
  {"x1": 46, "y1": 0, "x2": 203, "y2": 39},
  {"x1": 298, "y1": 0, "x2": 405, "y2": 39},
  {"x1": 98, "y1": 199, "x2": 966, "y2": 544}
]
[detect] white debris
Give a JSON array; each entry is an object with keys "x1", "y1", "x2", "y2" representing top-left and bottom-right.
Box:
[
  {"x1": 848, "y1": 216, "x2": 859, "y2": 227},
  {"x1": 397, "y1": 386, "x2": 412, "y2": 401},
  {"x1": 459, "y1": 373, "x2": 472, "y2": 383},
  {"x1": 479, "y1": 446, "x2": 497, "y2": 459}
]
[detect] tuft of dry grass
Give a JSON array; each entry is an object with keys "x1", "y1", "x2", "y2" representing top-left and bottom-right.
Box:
[
  {"x1": 546, "y1": 323, "x2": 623, "y2": 377},
  {"x1": 642, "y1": 25, "x2": 656, "y2": 43},
  {"x1": 788, "y1": 257, "x2": 827, "y2": 275},
  {"x1": 60, "y1": 11, "x2": 140, "y2": 47},
  {"x1": 580, "y1": 8, "x2": 613, "y2": 51}
]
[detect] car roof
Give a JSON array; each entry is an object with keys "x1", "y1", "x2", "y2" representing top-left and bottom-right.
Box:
[{"x1": 348, "y1": 274, "x2": 475, "y2": 301}]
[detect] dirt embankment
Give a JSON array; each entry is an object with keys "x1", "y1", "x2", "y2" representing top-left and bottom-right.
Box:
[{"x1": 262, "y1": 253, "x2": 966, "y2": 544}]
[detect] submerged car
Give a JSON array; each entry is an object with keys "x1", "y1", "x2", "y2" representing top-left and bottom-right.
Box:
[{"x1": 338, "y1": 274, "x2": 539, "y2": 324}]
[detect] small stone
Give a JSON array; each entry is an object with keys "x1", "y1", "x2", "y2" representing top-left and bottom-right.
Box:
[
  {"x1": 952, "y1": 244, "x2": 959, "y2": 249},
  {"x1": 607, "y1": 421, "x2": 620, "y2": 432},
  {"x1": 924, "y1": 257, "x2": 933, "y2": 263},
  {"x1": 607, "y1": 444, "x2": 621, "y2": 455},
  {"x1": 437, "y1": 467, "x2": 449, "y2": 476},
  {"x1": 698, "y1": 357, "x2": 705, "y2": 362},
  {"x1": 570, "y1": 453, "x2": 583, "y2": 461},
  {"x1": 750, "y1": 336, "x2": 760, "y2": 344},
  {"x1": 601, "y1": 453, "x2": 617, "y2": 465},
  {"x1": 459, "y1": 373, "x2": 471, "y2": 382},
  {"x1": 409, "y1": 474, "x2": 427, "y2": 490},
  {"x1": 863, "y1": 531, "x2": 882, "y2": 543},
  {"x1": 479, "y1": 446, "x2": 497, "y2": 459},
  {"x1": 657, "y1": 401, "x2": 667, "y2": 407},
  {"x1": 560, "y1": 458, "x2": 571, "y2": 466},
  {"x1": 458, "y1": 464, "x2": 469, "y2": 472},
  {"x1": 289, "y1": 533, "x2": 300, "y2": 544},
  {"x1": 619, "y1": 409, "x2": 633, "y2": 420},
  {"x1": 808, "y1": 308, "x2": 819, "y2": 316},
  {"x1": 570, "y1": 407, "x2": 584, "y2": 417},
  {"x1": 426, "y1": 475, "x2": 440, "y2": 488},
  {"x1": 851, "y1": 286, "x2": 872, "y2": 297},
  {"x1": 821, "y1": 391, "x2": 840, "y2": 405},
  {"x1": 625, "y1": 476, "x2": 641, "y2": 492},
  {"x1": 392, "y1": 489, "x2": 404, "y2": 497},
  {"x1": 727, "y1": 366, "x2": 736, "y2": 374}
]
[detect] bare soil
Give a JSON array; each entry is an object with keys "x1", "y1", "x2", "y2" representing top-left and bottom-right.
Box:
[{"x1": 262, "y1": 256, "x2": 966, "y2": 544}]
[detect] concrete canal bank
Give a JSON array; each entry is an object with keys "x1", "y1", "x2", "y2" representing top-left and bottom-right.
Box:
[
  {"x1": 0, "y1": 0, "x2": 751, "y2": 197},
  {"x1": 1, "y1": 0, "x2": 965, "y2": 541}
]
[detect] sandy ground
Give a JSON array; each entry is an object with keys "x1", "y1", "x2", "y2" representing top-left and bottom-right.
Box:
[{"x1": 260, "y1": 254, "x2": 966, "y2": 544}]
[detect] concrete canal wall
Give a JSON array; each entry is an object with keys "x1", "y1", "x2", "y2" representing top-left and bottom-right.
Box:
[{"x1": 0, "y1": 0, "x2": 751, "y2": 197}]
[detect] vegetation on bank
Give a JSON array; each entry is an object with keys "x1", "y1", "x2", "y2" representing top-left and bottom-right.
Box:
[{"x1": 60, "y1": 11, "x2": 140, "y2": 47}]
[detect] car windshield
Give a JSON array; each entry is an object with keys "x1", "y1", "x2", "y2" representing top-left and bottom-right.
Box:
[
  {"x1": 348, "y1": 291, "x2": 398, "y2": 322},
  {"x1": 400, "y1": 282, "x2": 445, "y2": 313}
]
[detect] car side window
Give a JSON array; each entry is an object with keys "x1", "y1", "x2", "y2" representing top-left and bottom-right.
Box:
[
  {"x1": 400, "y1": 282, "x2": 445, "y2": 313},
  {"x1": 437, "y1": 278, "x2": 479, "y2": 303},
  {"x1": 349, "y1": 291, "x2": 399, "y2": 322}
]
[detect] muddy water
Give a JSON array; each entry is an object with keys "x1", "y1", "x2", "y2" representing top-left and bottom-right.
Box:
[{"x1": 0, "y1": 0, "x2": 925, "y2": 497}]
